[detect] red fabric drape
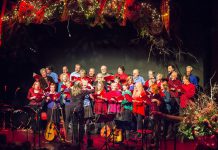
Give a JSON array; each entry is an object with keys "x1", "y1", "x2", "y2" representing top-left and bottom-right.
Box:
[
  {"x1": 161, "y1": 0, "x2": 170, "y2": 34},
  {"x1": 121, "y1": 0, "x2": 134, "y2": 26},
  {"x1": 97, "y1": 0, "x2": 108, "y2": 15},
  {"x1": 18, "y1": 1, "x2": 46, "y2": 24},
  {"x1": 0, "y1": 0, "x2": 7, "y2": 46}
]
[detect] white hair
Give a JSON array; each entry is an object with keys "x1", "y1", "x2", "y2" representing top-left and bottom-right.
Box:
[{"x1": 186, "y1": 66, "x2": 193, "y2": 71}]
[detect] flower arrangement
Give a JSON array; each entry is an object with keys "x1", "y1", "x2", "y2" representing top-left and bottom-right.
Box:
[
  {"x1": 179, "y1": 85, "x2": 218, "y2": 149},
  {"x1": 179, "y1": 94, "x2": 218, "y2": 139}
]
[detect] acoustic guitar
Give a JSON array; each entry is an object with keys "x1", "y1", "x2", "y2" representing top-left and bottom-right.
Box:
[
  {"x1": 100, "y1": 125, "x2": 123, "y2": 143},
  {"x1": 44, "y1": 107, "x2": 57, "y2": 141},
  {"x1": 111, "y1": 126, "x2": 123, "y2": 143},
  {"x1": 44, "y1": 91, "x2": 65, "y2": 142}
]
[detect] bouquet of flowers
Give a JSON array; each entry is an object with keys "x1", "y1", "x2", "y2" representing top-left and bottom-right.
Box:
[{"x1": 179, "y1": 85, "x2": 218, "y2": 149}]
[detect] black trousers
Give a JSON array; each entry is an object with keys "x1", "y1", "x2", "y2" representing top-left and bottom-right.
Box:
[
  {"x1": 121, "y1": 109, "x2": 132, "y2": 121},
  {"x1": 30, "y1": 104, "x2": 46, "y2": 132},
  {"x1": 170, "y1": 97, "x2": 180, "y2": 115},
  {"x1": 65, "y1": 104, "x2": 74, "y2": 132},
  {"x1": 135, "y1": 114, "x2": 144, "y2": 130},
  {"x1": 71, "y1": 108, "x2": 84, "y2": 144}
]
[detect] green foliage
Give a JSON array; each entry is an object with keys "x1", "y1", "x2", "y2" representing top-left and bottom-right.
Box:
[{"x1": 178, "y1": 93, "x2": 218, "y2": 140}]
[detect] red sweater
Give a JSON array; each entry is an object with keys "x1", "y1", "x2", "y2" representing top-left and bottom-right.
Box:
[
  {"x1": 93, "y1": 90, "x2": 108, "y2": 114},
  {"x1": 27, "y1": 88, "x2": 44, "y2": 105},
  {"x1": 106, "y1": 90, "x2": 123, "y2": 103},
  {"x1": 180, "y1": 83, "x2": 195, "y2": 108},
  {"x1": 87, "y1": 76, "x2": 96, "y2": 84},
  {"x1": 168, "y1": 79, "x2": 182, "y2": 98},
  {"x1": 93, "y1": 90, "x2": 107, "y2": 103},
  {"x1": 132, "y1": 91, "x2": 148, "y2": 116}
]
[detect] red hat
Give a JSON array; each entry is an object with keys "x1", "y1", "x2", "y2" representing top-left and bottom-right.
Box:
[{"x1": 33, "y1": 73, "x2": 41, "y2": 81}]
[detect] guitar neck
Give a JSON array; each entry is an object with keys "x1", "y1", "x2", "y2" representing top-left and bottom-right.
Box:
[{"x1": 59, "y1": 107, "x2": 67, "y2": 139}]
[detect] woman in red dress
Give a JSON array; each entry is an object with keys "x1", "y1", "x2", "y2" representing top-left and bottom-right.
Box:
[
  {"x1": 91, "y1": 81, "x2": 107, "y2": 134},
  {"x1": 148, "y1": 84, "x2": 166, "y2": 116},
  {"x1": 180, "y1": 75, "x2": 196, "y2": 109},
  {"x1": 106, "y1": 82, "x2": 123, "y2": 114},
  {"x1": 27, "y1": 81, "x2": 44, "y2": 107},
  {"x1": 27, "y1": 81, "x2": 45, "y2": 132},
  {"x1": 132, "y1": 82, "x2": 148, "y2": 130},
  {"x1": 92, "y1": 81, "x2": 107, "y2": 115}
]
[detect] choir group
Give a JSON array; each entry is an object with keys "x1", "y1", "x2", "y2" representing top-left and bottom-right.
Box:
[{"x1": 27, "y1": 64, "x2": 198, "y2": 144}]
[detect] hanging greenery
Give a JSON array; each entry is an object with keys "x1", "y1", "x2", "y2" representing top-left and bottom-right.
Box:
[{"x1": 1, "y1": 0, "x2": 170, "y2": 47}]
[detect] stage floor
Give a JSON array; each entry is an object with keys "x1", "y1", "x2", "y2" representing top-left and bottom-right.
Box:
[{"x1": 0, "y1": 129, "x2": 197, "y2": 150}]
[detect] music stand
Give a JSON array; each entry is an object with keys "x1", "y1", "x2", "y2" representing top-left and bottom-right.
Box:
[
  {"x1": 114, "y1": 120, "x2": 132, "y2": 131},
  {"x1": 96, "y1": 114, "x2": 116, "y2": 123},
  {"x1": 35, "y1": 105, "x2": 42, "y2": 149},
  {"x1": 96, "y1": 114, "x2": 116, "y2": 150}
]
